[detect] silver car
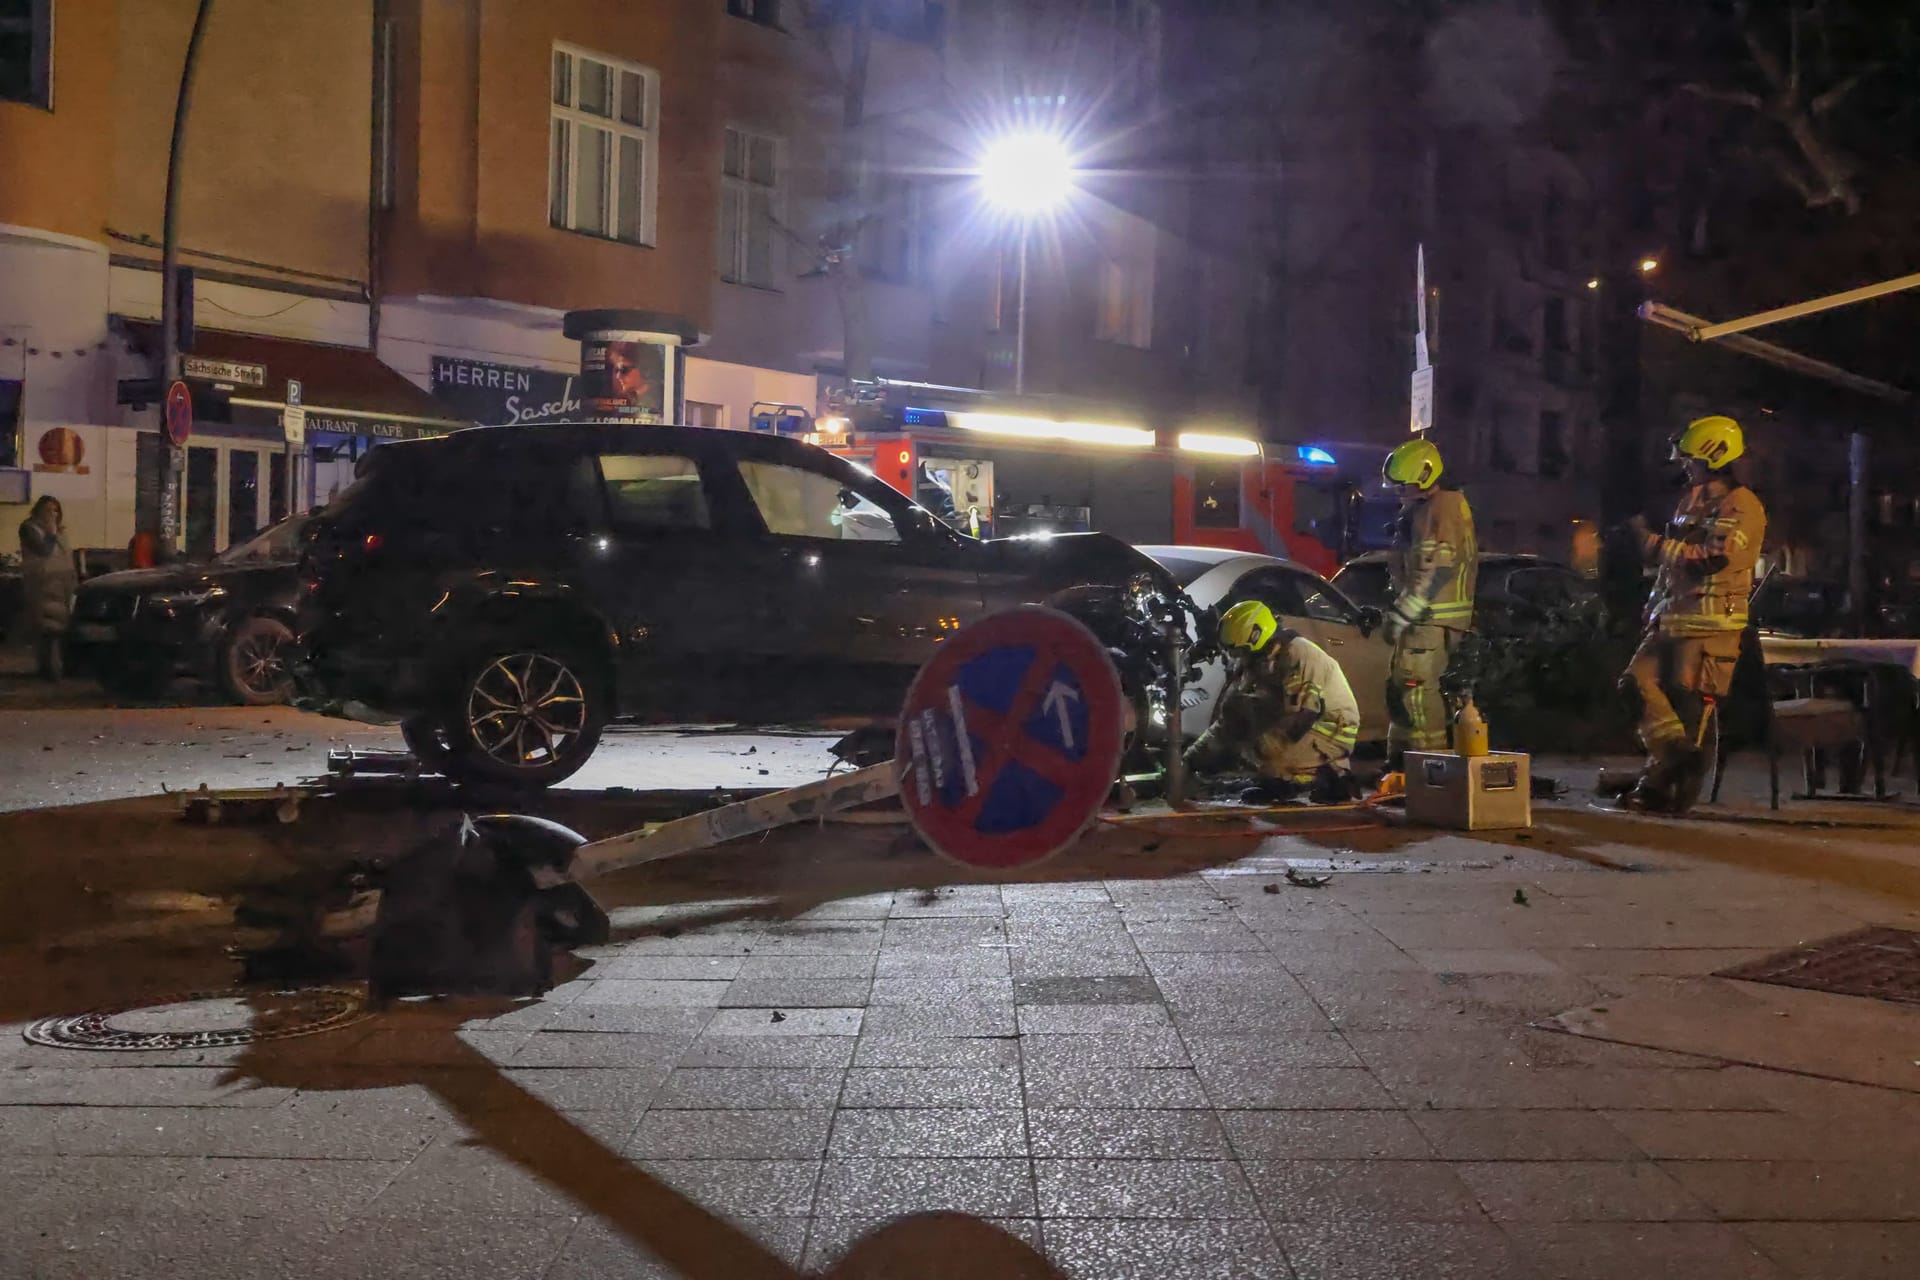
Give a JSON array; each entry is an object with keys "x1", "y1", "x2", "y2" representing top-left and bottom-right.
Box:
[{"x1": 1139, "y1": 546, "x2": 1392, "y2": 743}]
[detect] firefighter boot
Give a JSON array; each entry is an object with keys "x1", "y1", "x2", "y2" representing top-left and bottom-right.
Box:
[
  {"x1": 1620, "y1": 741, "x2": 1696, "y2": 814},
  {"x1": 1240, "y1": 778, "x2": 1307, "y2": 807},
  {"x1": 1309, "y1": 766, "x2": 1360, "y2": 805}
]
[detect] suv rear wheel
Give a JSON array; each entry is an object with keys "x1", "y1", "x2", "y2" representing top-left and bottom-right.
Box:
[{"x1": 441, "y1": 640, "x2": 607, "y2": 789}]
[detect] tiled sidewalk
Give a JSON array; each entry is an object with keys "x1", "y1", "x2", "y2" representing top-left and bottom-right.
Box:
[{"x1": 4, "y1": 818, "x2": 1920, "y2": 1278}]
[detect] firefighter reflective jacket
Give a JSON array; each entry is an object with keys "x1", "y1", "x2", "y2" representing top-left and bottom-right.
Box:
[
  {"x1": 1644, "y1": 483, "x2": 1766, "y2": 636},
  {"x1": 1199, "y1": 631, "x2": 1362, "y2": 758},
  {"x1": 1388, "y1": 488, "x2": 1479, "y2": 632}
]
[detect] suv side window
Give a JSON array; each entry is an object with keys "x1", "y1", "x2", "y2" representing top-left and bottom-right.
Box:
[
  {"x1": 1293, "y1": 571, "x2": 1361, "y2": 626},
  {"x1": 1224, "y1": 567, "x2": 1307, "y2": 617},
  {"x1": 737, "y1": 459, "x2": 902, "y2": 543},
  {"x1": 599, "y1": 454, "x2": 712, "y2": 531}
]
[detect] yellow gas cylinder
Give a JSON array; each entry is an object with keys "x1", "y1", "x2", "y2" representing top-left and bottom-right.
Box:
[{"x1": 1452, "y1": 698, "x2": 1489, "y2": 758}]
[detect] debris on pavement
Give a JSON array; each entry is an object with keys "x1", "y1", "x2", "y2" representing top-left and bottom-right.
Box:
[
  {"x1": 1286, "y1": 868, "x2": 1333, "y2": 888},
  {"x1": 1513, "y1": 887, "x2": 1531, "y2": 906}
]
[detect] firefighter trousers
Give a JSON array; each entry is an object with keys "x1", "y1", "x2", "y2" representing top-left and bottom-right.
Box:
[
  {"x1": 1624, "y1": 630, "x2": 1741, "y2": 759},
  {"x1": 1387, "y1": 623, "x2": 1459, "y2": 756},
  {"x1": 1257, "y1": 724, "x2": 1357, "y2": 784}
]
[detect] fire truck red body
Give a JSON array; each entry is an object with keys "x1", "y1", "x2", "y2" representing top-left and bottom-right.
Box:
[{"x1": 811, "y1": 382, "x2": 1389, "y2": 577}]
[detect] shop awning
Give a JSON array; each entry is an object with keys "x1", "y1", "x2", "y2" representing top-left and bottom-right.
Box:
[{"x1": 118, "y1": 321, "x2": 469, "y2": 439}]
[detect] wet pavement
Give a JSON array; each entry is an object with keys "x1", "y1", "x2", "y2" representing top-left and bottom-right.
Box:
[{"x1": 3, "y1": 689, "x2": 1920, "y2": 1277}]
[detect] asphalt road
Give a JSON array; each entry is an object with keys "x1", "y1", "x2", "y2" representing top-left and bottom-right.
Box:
[{"x1": 0, "y1": 698, "x2": 845, "y2": 813}]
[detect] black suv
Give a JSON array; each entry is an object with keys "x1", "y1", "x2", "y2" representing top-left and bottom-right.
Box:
[{"x1": 295, "y1": 424, "x2": 1169, "y2": 787}]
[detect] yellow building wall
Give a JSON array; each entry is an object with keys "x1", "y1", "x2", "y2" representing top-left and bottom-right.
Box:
[
  {"x1": 0, "y1": 0, "x2": 117, "y2": 242},
  {"x1": 384, "y1": 0, "x2": 720, "y2": 326},
  {"x1": 108, "y1": 0, "x2": 373, "y2": 288}
]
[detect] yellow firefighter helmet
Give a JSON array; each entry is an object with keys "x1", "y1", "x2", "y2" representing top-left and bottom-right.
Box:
[
  {"x1": 1383, "y1": 437, "x2": 1444, "y2": 490},
  {"x1": 1672, "y1": 415, "x2": 1745, "y2": 469},
  {"x1": 1219, "y1": 600, "x2": 1280, "y2": 653}
]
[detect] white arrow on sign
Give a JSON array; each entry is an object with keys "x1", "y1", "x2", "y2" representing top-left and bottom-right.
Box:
[{"x1": 1041, "y1": 681, "x2": 1081, "y2": 751}]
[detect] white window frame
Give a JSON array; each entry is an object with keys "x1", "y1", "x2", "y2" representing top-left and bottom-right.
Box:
[
  {"x1": 549, "y1": 42, "x2": 660, "y2": 247},
  {"x1": 719, "y1": 126, "x2": 782, "y2": 288}
]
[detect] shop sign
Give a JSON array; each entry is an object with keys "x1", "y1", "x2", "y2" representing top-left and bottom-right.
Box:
[
  {"x1": 430, "y1": 356, "x2": 581, "y2": 426},
  {"x1": 305, "y1": 412, "x2": 449, "y2": 440}
]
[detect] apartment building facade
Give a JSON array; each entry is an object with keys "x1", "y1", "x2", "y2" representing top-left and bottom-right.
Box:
[{"x1": 1, "y1": 0, "x2": 1262, "y2": 557}]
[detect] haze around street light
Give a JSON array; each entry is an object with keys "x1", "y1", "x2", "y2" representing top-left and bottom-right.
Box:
[{"x1": 978, "y1": 132, "x2": 1077, "y2": 216}]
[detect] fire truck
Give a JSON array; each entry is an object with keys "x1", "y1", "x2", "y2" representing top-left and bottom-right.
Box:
[{"x1": 775, "y1": 380, "x2": 1395, "y2": 577}]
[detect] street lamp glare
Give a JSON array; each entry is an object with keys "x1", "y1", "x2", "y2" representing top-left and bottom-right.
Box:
[{"x1": 980, "y1": 133, "x2": 1076, "y2": 216}]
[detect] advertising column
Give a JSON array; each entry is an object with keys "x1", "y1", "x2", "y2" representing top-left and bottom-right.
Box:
[{"x1": 561, "y1": 309, "x2": 700, "y2": 424}]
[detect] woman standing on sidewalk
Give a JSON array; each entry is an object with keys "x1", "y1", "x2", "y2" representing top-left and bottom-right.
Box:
[{"x1": 17, "y1": 496, "x2": 77, "y2": 681}]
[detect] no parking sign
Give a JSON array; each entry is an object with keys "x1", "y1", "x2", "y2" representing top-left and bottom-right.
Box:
[{"x1": 895, "y1": 607, "x2": 1126, "y2": 870}]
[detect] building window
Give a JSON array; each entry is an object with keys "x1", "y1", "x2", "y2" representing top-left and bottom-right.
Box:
[
  {"x1": 727, "y1": 0, "x2": 782, "y2": 28},
  {"x1": 1542, "y1": 182, "x2": 1568, "y2": 272},
  {"x1": 1539, "y1": 409, "x2": 1569, "y2": 478},
  {"x1": 1543, "y1": 296, "x2": 1569, "y2": 351},
  {"x1": 719, "y1": 127, "x2": 780, "y2": 287},
  {"x1": 865, "y1": 175, "x2": 922, "y2": 283},
  {"x1": 1490, "y1": 400, "x2": 1531, "y2": 475},
  {"x1": 549, "y1": 44, "x2": 659, "y2": 245},
  {"x1": 0, "y1": 0, "x2": 53, "y2": 108},
  {"x1": 684, "y1": 400, "x2": 726, "y2": 429},
  {"x1": 1094, "y1": 209, "x2": 1155, "y2": 349}
]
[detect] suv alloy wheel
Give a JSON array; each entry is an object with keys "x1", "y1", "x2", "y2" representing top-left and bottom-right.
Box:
[{"x1": 441, "y1": 639, "x2": 608, "y2": 788}]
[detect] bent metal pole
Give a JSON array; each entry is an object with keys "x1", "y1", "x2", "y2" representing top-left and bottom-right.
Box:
[{"x1": 157, "y1": 0, "x2": 216, "y2": 547}]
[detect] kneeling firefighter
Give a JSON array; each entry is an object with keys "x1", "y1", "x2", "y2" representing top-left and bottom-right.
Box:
[
  {"x1": 1184, "y1": 601, "x2": 1361, "y2": 803},
  {"x1": 1618, "y1": 415, "x2": 1766, "y2": 813},
  {"x1": 1381, "y1": 437, "x2": 1478, "y2": 767}
]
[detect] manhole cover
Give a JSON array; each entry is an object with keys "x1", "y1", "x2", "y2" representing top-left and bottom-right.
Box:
[
  {"x1": 1715, "y1": 927, "x2": 1920, "y2": 1007},
  {"x1": 23, "y1": 986, "x2": 371, "y2": 1052}
]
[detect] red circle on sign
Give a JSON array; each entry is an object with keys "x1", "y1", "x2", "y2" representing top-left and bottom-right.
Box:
[
  {"x1": 164, "y1": 380, "x2": 193, "y2": 447},
  {"x1": 895, "y1": 606, "x2": 1125, "y2": 871}
]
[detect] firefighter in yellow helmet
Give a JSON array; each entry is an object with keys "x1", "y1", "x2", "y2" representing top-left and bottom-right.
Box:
[
  {"x1": 1184, "y1": 600, "x2": 1362, "y2": 803},
  {"x1": 1617, "y1": 415, "x2": 1766, "y2": 813},
  {"x1": 1380, "y1": 437, "x2": 1478, "y2": 765}
]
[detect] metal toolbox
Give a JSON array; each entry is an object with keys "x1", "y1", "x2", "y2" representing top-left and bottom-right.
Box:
[{"x1": 1404, "y1": 751, "x2": 1532, "y2": 831}]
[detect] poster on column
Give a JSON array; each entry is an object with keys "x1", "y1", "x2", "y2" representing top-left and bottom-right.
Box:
[{"x1": 578, "y1": 337, "x2": 666, "y2": 422}]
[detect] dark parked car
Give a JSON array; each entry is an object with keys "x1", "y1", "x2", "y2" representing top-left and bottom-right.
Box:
[
  {"x1": 1332, "y1": 551, "x2": 1604, "y2": 635},
  {"x1": 295, "y1": 424, "x2": 1174, "y2": 788},
  {"x1": 66, "y1": 515, "x2": 307, "y2": 704}
]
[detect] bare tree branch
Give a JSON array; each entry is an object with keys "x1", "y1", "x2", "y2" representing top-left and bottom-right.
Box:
[
  {"x1": 1787, "y1": 2, "x2": 1801, "y2": 98},
  {"x1": 1681, "y1": 82, "x2": 1766, "y2": 110},
  {"x1": 1811, "y1": 65, "x2": 1880, "y2": 117}
]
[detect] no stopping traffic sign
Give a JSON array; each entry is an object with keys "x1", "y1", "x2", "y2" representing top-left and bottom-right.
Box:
[{"x1": 895, "y1": 607, "x2": 1126, "y2": 871}]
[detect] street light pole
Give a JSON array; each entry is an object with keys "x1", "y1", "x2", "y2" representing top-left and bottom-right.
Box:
[
  {"x1": 1014, "y1": 224, "x2": 1030, "y2": 395},
  {"x1": 157, "y1": 0, "x2": 215, "y2": 550},
  {"x1": 978, "y1": 132, "x2": 1074, "y2": 398}
]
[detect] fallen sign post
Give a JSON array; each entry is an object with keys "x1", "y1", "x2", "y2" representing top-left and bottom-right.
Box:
[{"x1": 364, "y1": 606, "x2": 1130, "y2": 998}]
